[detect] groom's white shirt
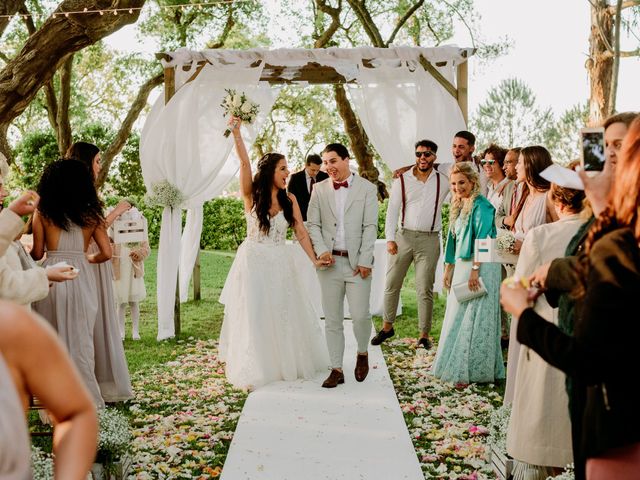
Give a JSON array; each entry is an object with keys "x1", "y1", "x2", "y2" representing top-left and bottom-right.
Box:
[
  {"x1": 307, "y1": 174, "x2": 378, "y2": 270},
  {"x1": 332, "y1": 174, "x2": 353, "y2": 250}
]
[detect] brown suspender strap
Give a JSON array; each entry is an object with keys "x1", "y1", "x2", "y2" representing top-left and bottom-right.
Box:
[
  {"x1": 400, "y1": 174, "x2": 406, "y2": 228},
  {"x1": 430, "y1": 172, "x2": 441, "y2": 231}
]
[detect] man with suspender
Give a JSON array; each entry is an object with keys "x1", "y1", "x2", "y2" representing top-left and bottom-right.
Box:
[{"x1": 371, "y1": 140, "x2": 450, "y2": 349}]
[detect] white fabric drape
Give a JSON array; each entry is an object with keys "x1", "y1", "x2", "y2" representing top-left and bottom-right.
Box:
[
  {"x1": 140, "y1": 63, "x2": 277, "y2": 340},
  {"x1": 348, "y1": 62, "x2": 466, "y2": 168}
]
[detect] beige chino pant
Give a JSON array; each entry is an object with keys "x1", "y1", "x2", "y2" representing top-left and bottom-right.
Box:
[{"x1": 383, "y1": 229, "x2": 440, "y2": 335}]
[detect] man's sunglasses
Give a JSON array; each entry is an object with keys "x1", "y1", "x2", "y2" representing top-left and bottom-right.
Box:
[
  {"x1": 481, "y1": 159, "x2": 496, "y2": 165},
  {"x1": 415, "y1": 151, "x2": 435, "y2": 158}
]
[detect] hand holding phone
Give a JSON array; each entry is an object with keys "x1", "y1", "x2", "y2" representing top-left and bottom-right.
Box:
[{"x1": 580, "y1": 127, "x2": 605, "y2": 175}]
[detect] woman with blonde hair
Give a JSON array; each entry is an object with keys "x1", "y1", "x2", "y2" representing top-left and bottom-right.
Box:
[{"x1": 433, "y1": 162, "x2": 504, "y2": 384}]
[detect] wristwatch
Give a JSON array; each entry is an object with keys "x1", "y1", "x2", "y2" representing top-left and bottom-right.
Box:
[{"x1": 471, "y1": 264, "x2": 480, "y2": 271}]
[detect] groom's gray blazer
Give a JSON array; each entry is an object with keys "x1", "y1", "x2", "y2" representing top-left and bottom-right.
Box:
[{"x1": 306, "y1": 175, "x2": 378, "y2": 270}]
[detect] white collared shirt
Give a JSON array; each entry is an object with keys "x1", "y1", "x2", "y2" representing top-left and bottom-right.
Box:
[
  {"x1": 487, "y1": 177, "x2": 512, "y2": 209},
  {"x1": 385, "y1": 168, "x2": 449, "y2": 241},
  {"x1": 333, "y1": 173, "x2": 354, "y2": 250},
  {"x1": 305, "y1": 171, "x2": 314, "y2": 193}
]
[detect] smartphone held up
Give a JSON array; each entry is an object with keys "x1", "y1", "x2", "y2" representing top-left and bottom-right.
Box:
[{"x1": 580, "y1": 127, "x2": 605, "y2": 175}]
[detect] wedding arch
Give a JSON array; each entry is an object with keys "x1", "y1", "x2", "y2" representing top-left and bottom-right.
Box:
[{"x1": 140, "y1": 46, "x2": 474, "y2": 341}]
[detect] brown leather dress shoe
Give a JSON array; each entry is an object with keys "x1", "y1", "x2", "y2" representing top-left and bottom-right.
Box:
[
  {"x1": 354, "y1": 353, "x2": 369, "y2": 382},
  {"x1": 322, "y1": 369, "x2": 345, "y2": 388}
]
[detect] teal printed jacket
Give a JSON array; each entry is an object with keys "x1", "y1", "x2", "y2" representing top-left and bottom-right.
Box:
[{"x1": 444, "y1": 195, "x2": 497, "y2": 264}]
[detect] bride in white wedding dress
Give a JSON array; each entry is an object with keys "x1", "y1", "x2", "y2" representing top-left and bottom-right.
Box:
[{"x1": 219, "y1": 119, "x2": 330, "y2": 390}]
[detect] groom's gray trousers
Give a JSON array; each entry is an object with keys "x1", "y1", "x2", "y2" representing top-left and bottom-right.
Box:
[{"x1": 317, "y1": 256, "x2": 372, "y2": 369}]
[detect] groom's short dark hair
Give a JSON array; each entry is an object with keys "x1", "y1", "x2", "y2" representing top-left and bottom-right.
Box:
[{"x1": 323, "y1": 143, "x2": 350, "y2": 160}]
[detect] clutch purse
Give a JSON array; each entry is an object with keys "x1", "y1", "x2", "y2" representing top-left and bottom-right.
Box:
[{"x1": 452, "y1": 277, "x2": 487, "y2": 303}]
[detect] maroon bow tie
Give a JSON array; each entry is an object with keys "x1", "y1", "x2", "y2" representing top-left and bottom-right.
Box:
[{"x1": 333, "y1": 181, "x2": 349, "y2": 190}]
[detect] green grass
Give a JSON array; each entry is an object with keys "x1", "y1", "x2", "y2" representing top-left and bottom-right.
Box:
[{"x1": 128, "y1": 249, "x2": 445, "y2": 371}]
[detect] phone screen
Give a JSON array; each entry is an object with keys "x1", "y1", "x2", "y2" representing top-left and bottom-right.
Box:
[{"x1": 581, "y1": 130, "x2": 606, "y2": 172}]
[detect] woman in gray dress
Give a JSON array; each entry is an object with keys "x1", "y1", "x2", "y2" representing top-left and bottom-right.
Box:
[
  {"x1": 31, "y1": 160, "x2": 112, "y2": 407},
  {"x1": 65, "y1": 142, "x2": 133, "y2": 402}
]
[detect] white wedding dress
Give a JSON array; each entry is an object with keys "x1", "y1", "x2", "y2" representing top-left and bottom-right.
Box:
[{"x1": 219, "y1": 210, "x2": 329, "y2": 390}]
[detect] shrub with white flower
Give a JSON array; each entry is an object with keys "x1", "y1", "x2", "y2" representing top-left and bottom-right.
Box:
[
  {"x1": 220, "y1": 89, "x2": 259, "y2": 137},
  {"x1": 144, "y1": 180, "x2": 184, "y2": 209},
  {"x1": 31, "y1": 446, "x2": 54, "y2": 480},
  {"x1": 97, "y1": 408, "x2": 132, "y2": 472},
  {"x1": 547, "y1": 464, "x2": 575, "y2": 480},
  {"x1": 496, "y1": 228, "x2": 516, "y2": 254},
  {"x1": 487, "y1": 403, "x2": 511, "y2": 454}
]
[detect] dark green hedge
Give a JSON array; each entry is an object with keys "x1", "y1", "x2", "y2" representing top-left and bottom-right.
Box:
[{"x1": 108, "y1": 196, "x2": 448, "y2": 250}]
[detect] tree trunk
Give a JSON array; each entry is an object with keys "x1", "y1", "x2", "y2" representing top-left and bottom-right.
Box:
[
  {"x1": 56, "y1": 55, "x2": 74, "y2": 156},
  {"x1": 0, "y1": 0, "x2": 146, "y2": 127},
  {"x1": 333, "y1": 84, "x2": 387, "y2": 200},
  {"x1": 587, "y1": 0, "x2": 614, "y2": 126},
  {"x1": 96, "y1": 72, "x2": 164, "y2": 189}
]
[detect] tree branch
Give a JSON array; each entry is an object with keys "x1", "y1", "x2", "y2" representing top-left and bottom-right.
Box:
[
  {"x1": 314, "y1": 0, "x2": 342, "y2": 48},
  {"x1": 0, "y1": 123, "x2": 12, "y2": 165},
  {"x1": 19, "y1": 3, "x2": 36, "y2": 35},
  {"x1": 385, "y1": 0, "x2": 424, "y2": 47},
  {"x1": 96, "y1": 72, "x2": 164, "y2": 189},
  {"x1": 0, "y1": 0, "x2": 146, "y2": 127},
  {"x1": 43, "y1": 80, "x2": 59, "y2": 132},
  {"x1": 609, "y1": 0, "x2": 640, "y2": 12},
  {"x1": 207, "y1": 3, "x2": 236, "y2": 49},
  {"x1": 0, "y1": 0, "x2": 24, "y2": 38},
  {"x1": 56, "y1": 54, "x2": 74, "y2": 155},
  {"x1": 346, "y1": 0, "x2": 384, "y2": 47}
]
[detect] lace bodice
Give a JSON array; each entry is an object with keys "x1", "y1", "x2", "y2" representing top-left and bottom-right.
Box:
[{"x1": 245, "y1": 210, "x2": 288, "y2": 245}]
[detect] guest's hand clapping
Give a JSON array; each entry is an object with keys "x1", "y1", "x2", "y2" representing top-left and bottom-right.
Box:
[
  {"x1": 500, "y1": 282, "x2": 530, "y2": 318},
  {"x1": 529, "y1": 261, "x2": 551, "y2": 289},
  {"x1": 9, "y1": 190, "x2": 39, "y2": 216}
]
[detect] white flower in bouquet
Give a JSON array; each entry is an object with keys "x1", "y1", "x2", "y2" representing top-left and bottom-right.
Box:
[
  {"x1": 221, "y1": 88, "x2": 260, "y2": 137},
  {"x1": 496, "y1": 228, "x2": 516, "y2": 254},
  {"x1": 97, "y1": 408, "x2": 132, "y2": 471},
  {"x1": 144, "y1": 180, "x2": 184, "y2": 209}
]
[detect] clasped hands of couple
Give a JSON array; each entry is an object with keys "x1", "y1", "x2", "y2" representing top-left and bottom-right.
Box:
[{"x1": 315, "y1": 252, "x2": 371, "y2": 278}]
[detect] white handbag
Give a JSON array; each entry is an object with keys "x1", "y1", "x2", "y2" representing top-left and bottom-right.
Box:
[{"x1": 452, "y1": 277, "x2": 487, "y2": 303}]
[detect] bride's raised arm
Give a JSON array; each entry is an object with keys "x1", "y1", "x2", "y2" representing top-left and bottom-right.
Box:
[{"x1": 230, "y1": 117, "x2": 253, "y2": 212}]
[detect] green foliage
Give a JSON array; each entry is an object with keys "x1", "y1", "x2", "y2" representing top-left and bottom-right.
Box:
[
  {"x1": 109, "y1": 134, "x2": 147, "y2": 197},
  {"x1": 471, "y1": 78, "x2": 554, "y2": 149},
  {"x1": 200, "y1": 198, "x2": 247, "y2": 249},
  {"x1": 11, "y1": 130, "x2": 59, "y2": 190}
]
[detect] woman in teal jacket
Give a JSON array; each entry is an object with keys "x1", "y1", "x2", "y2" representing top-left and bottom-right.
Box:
[{"x1": 433, "y1": 162, "x2": 505, "y2": 384}]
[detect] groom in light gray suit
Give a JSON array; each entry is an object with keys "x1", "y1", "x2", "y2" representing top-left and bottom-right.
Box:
[{"x1": 307, "y1": 143, "x2": 379, "y2": 388}]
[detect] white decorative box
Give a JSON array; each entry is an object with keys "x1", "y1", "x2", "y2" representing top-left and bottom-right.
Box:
[
  {"x1": 490, "y1": 444, "x2": 514, "y2": 480},
  {"x1": 113, "y1": 218, "x2": 146, "y2": 244},
  {"x1": 474, "y1": 238, "x2": 518, "y2": 265}
]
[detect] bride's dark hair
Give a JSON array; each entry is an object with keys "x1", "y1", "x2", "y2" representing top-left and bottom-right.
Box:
[{"x1": 252, "y1": 152, "x2": 294, "y2": 234}]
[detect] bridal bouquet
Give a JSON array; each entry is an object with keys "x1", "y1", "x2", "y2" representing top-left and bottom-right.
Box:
[
  {"x1": 496, "y1": 229, "x2": 516, "y2": 254},
  {"x1": 221, "y1": 89, "x2": 259, "y2": 137}
]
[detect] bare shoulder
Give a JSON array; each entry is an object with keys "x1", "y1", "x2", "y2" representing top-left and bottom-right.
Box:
[{"x1": 287, "y1": 192, "x2": 299, "y2": 204}]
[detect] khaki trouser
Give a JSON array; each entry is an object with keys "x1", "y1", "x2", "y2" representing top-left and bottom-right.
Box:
[{"x1": 383, "y1": 229, "x2": 440, "y2": 335}]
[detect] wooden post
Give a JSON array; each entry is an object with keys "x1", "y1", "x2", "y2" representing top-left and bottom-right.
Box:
[
  {"x1": 193, "y1": 249, "x2": 201, "y2": 300},
  {"x1": 456, "y1": 61, "x2": 469, "y2": 125},
  {"x1": 163, "y1": 65, "x2": 181, "y2": 336}
]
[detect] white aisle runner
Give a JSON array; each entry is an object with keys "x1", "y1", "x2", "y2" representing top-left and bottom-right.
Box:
[{"x1": 220, "y1": 321, "x2": 424, "y2": 480}]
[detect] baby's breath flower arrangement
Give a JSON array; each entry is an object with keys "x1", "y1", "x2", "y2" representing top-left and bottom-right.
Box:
[
  {"x1": 144, "y1": 180, "x2": 184, "y2": 209},
  {"x1": 496, "y1": 228, "x2": 516, "y2": 254},
  {"x1": 96, "y1": 408, "x2": 132, "y2": 475},
  {"x1": 31, "y1": 446, "x2": 54, "y2": 480},
  {"x1": 487, "y1": 403, "x2": 511, "y2": 454},
  {"x1": 547, "y1": 464, "x2": 575, "y2": 480},
  {"x1": 221, "y1": 89, "x2": 259, "y2": 137}
]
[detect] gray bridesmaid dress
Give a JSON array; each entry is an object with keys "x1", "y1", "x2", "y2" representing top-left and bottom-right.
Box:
[
  {"x1": 0, "y1": 352, "x2": 31, "y2": 480},
  {"x1": 88, "y1": 240, "x2": 133, "y2": 402},
  {"x1": 32, "y1": 225, "x2": 104, "y2": 408}
]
